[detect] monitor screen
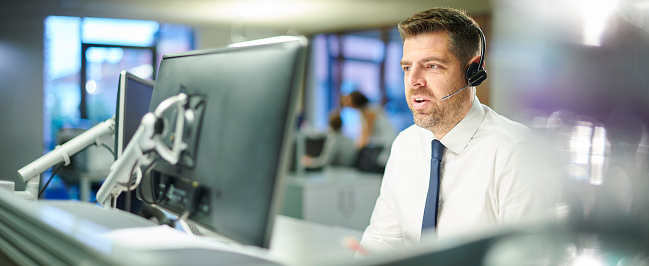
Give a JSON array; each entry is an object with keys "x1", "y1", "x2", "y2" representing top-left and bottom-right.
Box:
[
  {"x1": 113, "y1": 71, "x2": 154, "y2": 213},
  {"x1": 137, "y1": 36, "x2": 308, "y2": 248},
  {"x1": 114, "y1": 71, "x2": 155, "y2": 160}
]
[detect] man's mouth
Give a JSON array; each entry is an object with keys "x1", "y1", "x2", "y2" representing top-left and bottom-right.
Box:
[{"x1": 411, "y1": 97, "x2": 431, "y2": 109}]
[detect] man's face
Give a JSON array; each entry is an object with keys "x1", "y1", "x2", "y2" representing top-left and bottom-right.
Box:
[{"x1": 401, "y1": 31, "x2": 471, "y2": 133}]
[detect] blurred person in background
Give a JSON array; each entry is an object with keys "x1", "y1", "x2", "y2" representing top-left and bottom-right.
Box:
[
  {"x1": 301, "y1": 111, "x2": 358, "y2": 169},
  {"x1": 357, "y1": 7, "x2": 556, "y2": 255},
  {"x1": 342, "y1": 91, "x2": 396, "y2": 168}
]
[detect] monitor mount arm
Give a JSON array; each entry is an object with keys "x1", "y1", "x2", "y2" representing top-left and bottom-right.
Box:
[
  {"x1": 16, "y1": 117, "x2": 116, "y2": 200},
  {"x1": 96, "y1": 93, "x2": 189, "y2": 208}
]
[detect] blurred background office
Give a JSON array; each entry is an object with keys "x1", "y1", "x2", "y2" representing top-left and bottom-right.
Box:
[
  {"x1": 2, "y1": 0, "x2": 649, "y2": 237},
  {"x1": 1, "y1": 0, "x2": 491, "y2": 201}
]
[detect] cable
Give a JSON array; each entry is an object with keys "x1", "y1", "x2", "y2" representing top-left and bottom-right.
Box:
[
  {"x1": 125, "y1": 167, "x2": 134, "y2": 213},
  {"x1": 38, "y1": 163, "x2": 64, "y2": 199},
  {"x1": 100, "y1": 143, "x2": 115, "y2": 157},
  {"x1": 138, "y1": 155, "x2": 160, "y2": 206}
]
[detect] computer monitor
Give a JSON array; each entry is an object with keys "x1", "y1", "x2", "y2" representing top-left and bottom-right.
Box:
[
  {"x1": 114, "y1": 70, "x2": 155, "y2": 160},
  {"x1": 113, "y1": 71, "x2": 154, "y2": 213},
  {"x1": 137, "y1": 36, "x2": 308, "y2": 248}
]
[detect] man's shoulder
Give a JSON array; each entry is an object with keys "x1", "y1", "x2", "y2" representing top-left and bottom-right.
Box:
[{"x1": 480, "y1": 105, "x2": 533, "y2": 143}]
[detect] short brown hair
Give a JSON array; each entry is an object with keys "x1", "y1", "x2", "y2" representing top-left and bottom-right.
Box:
[
  {"x1": 328, "y1": 112, "x2": 343, "y2": 131},
  {"x1": 398, "y1": 7, "x2": 482, "y2": 67},
  {"x1": 348, "y1": 91, "x2": 369, "y2": 108}
]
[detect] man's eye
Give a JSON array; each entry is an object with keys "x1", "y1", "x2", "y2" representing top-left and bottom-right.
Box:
[
  {"x1": 427, "y1": 64, "x2": 438, "y2": 69},
  {"x1": 402, "y1": 66, "x2": 411, "y2": 72}
]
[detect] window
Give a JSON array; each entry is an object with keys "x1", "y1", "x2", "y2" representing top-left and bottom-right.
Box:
[
  {"x1": 44, "y1": 16, "x2": 194, "y2": 150},
  {"x1": 43, "y1": 16, "x2": 194, "y2": 199}
]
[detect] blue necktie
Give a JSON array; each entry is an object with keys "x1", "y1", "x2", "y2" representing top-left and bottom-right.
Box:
[{"x1": 422, "y1": 139, "x2": 445, "y2": 230}]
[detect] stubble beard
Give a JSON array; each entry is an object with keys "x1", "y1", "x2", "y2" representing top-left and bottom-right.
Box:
[{"x1": 409, "y1": 90, "x2": 468, "y2": 135}]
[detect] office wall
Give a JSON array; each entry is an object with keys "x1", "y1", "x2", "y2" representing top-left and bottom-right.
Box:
[{"x1": 0, "y1": 14, "x2": 46, "y2": 191}]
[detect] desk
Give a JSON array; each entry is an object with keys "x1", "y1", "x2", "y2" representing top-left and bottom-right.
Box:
[
  {"x1": 14, "y1": 191, "x2": 633, "y2": 266},
  {"x1": 0, "y1": 188, "x2": 363, "y2": 266},
  {"x1": 97, "y1": 213, "x2": 363, "y2": 266},
  {"x1": 270, "y1": 215, "x2": 362, "y2": 265},
  {"x1": 281, "y1": 167, "x2": 382, "y2": 231}
]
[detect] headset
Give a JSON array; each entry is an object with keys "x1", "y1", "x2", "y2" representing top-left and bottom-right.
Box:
[
  {"x1": 442, "y1": 27, "x2": 488, "y2": 100},
  {"x1": 466, "y1": 27, "x2": 487, "y2": 86}
]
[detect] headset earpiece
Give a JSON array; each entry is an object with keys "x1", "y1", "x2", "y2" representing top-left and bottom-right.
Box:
[
  {"x1": 464, "y1": 27, "x2": 488, "y2": 87},
  {"x1": 465, "y1": 62, "x2": 480, "y2": 82},
  {"x1": 466, "y1": 62, "x2": 487, "y2": 86}
]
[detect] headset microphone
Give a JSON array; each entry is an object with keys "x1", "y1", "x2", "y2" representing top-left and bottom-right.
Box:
[
  {"x1": 442, "y1": 27, "x2": 488, "y2": 100},
  {"x1": 442, "y1": 83, "x2": 471, "y2": 100}
]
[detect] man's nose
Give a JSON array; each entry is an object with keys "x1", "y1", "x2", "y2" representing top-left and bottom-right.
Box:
[{"x1": 407, "y1": 66, "x2": 425, "y2": 88}]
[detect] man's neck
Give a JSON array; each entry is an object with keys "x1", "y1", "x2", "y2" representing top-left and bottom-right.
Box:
[{"x1": 429, "y1": 95, "x2": 474, "y2": 140}]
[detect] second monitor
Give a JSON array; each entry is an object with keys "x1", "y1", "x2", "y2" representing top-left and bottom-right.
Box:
[
  {"x1": 114, "y1": 70, "x2": 155, "y2": 213},
  {"x1": 114, "y1": 70, "x2": 155, "y2": 160}
]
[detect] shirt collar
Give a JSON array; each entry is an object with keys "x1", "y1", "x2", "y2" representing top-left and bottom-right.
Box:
[{"x1": 439, "y1": 96, "x2": 485, "y2": 154}]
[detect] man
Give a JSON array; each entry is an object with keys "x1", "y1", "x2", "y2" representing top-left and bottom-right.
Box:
[{"x1": 358, "y1": 7, "x2": 553, "y2": 254}]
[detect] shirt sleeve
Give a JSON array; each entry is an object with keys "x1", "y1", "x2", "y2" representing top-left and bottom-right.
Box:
[{"x1": 357, "y1": 148, "x2": 406, "y2": 256}]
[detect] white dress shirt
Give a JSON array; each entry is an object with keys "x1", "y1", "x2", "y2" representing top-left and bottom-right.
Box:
[{"x1": 358, "y1": 97, "x2": 553, "y2": 254}]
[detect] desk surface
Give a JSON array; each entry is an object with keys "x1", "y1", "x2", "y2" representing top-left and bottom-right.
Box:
[
  {"x1": 4, "y1": 197, "x2": 363, "y2": 265},
  {"x1": 270, "y1": 215, "x2": 362, "y2": 265}
]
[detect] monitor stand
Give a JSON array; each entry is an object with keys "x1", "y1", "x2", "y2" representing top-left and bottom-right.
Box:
[{"x1": 173, "y1": 216, "x2": 238, "y2": 245}]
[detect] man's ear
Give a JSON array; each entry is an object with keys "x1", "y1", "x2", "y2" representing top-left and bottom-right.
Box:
[{"x1": 467, "y1": 55, "x2": 482, "y2": 68}]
